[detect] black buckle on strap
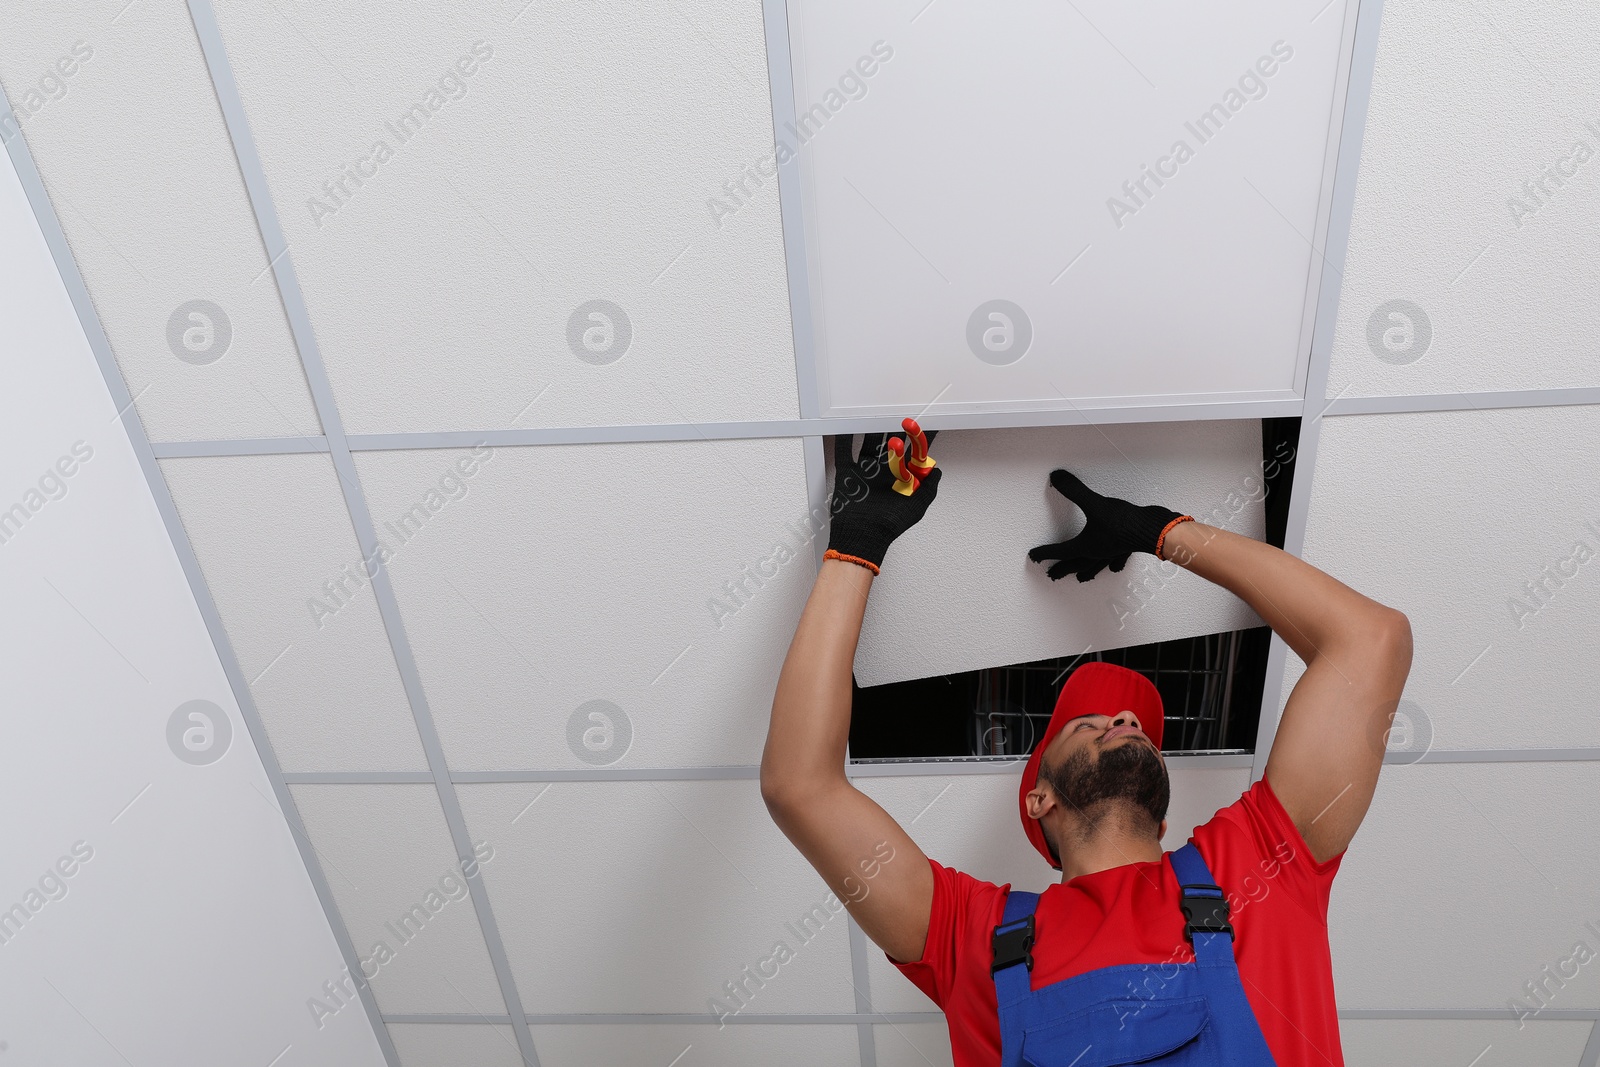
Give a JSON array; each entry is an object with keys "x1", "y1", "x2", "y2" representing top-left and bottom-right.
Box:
[
  {"x1": 1178, "y1": 883, "x2": 1233, "y2": 943},
  {"x1": 991, "y1": 915, "x2": 1035, "y2": 973}
]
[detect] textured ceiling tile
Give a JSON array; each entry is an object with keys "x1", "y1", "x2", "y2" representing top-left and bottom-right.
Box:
[
  {"x1": 1339, "y1": 1019, "x2": 1593, "y2": 1067},
  {"x1": 160, "y1": 453, "x2": 426, "y2": 771},
  {"x1": 856, "y1": 765, "x2": 1250, "y2": 1013},
  {"x1": 0, "y1": 4, "x2": 318, "y2": 441},
  {"x1": 207, "y1": 0, "x2": 798, "y2": 434},
  {"x1": 353, "y1": 439, "x2": 813, "y2": 771},
  {"x1": 1330, "y1": 762, "x2": 1600, "y2": 1008},
  {"x1": 876, "y1": 1022, "x2": 955, "y2": 1067},
  {"x1": 792, "y1": 2, "x2": 1348, "y2": 414},
  {"x1": 388, "y1": 1023, "x2": 524, "y2": 1067},
  {"x1": 1302, "y1": 408, "x2": 1600, "y2": 751},
  {"x1": 0, "y1": 105, "x2": 387, "y2": 1067},
  {"x1": 855, "y1": 421, "x2": 1268, "y2": 686},
  {"x1": 1328, "y1": 0, "x2": 1600, "y2": 397},
  {"x1": 529, "y1": 1024, "x2": 861, "y2": 1067},
  {"x1": 290, "y1": 784, "x2": 506, "y2": 1016},
  {"x1": 1159, "y1": 765, "x2": 1258, "y2": 852},
  {"x1": 458, "y1": 780, "x2": 857, "y2": 1015}
]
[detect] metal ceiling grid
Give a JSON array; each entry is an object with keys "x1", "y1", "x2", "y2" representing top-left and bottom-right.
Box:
[{"x1": 6, "y1": 0, "x2": 1599, "y2": 1062}]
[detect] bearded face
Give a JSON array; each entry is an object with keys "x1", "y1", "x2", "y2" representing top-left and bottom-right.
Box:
[{"x1": 1038, "y1": 734, "x2": 1171, "y2": 853}]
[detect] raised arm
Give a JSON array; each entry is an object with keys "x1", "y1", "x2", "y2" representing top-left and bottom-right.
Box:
[
  {"x1": 1161, "y1": 521, "x2": 1411, "y2": 862},
  {"x1": 760, "y1": 432, "x2": 940, "y2": 964},
  {"x1": 1028, "y1": 467, "x2": 1411, "y2": 863},
  {"x1": 762, "y1": 560, "x2": 934, "y2": 962}
]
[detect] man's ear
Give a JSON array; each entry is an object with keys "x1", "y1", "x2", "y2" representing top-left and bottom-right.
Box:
[
  {"x1": 1024, "y1": 785, "x2": 1054, "y2": 821},
  {"x1": 1158, "y1": 819, "x2": 1168, "y2": 842}
]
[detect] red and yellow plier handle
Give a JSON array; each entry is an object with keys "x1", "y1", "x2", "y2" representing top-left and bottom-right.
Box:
[{"x1": 887, "y1": 417, "x2": 937, "y2": 496}]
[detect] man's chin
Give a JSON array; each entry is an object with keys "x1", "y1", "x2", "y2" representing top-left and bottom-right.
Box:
[{"x1": 1048, "y1": 737, "x2": 1171, "y2": 828}]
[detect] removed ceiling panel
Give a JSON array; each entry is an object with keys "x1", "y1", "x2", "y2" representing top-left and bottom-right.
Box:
[{"x1": 852, "y1": 421, "x2": 1268, "y2": 687}]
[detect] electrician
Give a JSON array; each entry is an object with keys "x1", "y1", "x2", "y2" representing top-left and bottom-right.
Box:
[{"x1": 761, "y1": 431, "x2": 1411, "y2": 1066}]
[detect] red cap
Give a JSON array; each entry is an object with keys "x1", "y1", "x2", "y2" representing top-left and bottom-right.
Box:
[{"x1": 1018, "y1": 661, "x2": 1165, "y2": 869}]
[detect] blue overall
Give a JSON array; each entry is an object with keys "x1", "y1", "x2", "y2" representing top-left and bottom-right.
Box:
[{"x1": 990, "y1": 843, "x2": 1276, "y2": 1066}]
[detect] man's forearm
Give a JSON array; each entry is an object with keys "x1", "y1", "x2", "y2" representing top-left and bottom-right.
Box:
[
  {"x1": 1027, "y1": 476, "x2": 1409, "y2": 858},
  {"x1": 760, "y1": 560, "x2": 875, "y2": 799},
  {"x1": 1162, "y1": 521, "x2": 1401, "y2": 663}
]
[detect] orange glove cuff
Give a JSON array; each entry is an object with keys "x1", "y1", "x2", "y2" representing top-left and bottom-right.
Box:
[
  {"x1": 823, "y1": 548, "x2": 881, "y2": 576},
  {"x1": 1154, "y1": 515, "x2": 1194, "y2": 561}
]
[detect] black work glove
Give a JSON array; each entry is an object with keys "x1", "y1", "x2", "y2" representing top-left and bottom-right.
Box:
[
  {"x1": 1028, "y1": 470, "x2": 1191, "y2": 582},
  {"x1": 826, "y1": 432, "x2": 942, "y2": 573}
]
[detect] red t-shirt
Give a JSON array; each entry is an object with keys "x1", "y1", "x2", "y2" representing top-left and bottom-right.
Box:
[{"x1": 889, "y1": 778, "x2": 1344, "y2": 1067}]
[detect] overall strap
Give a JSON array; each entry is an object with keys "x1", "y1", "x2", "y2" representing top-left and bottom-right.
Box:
[
  {"x1": 990, "y1": 887, "x2": 1040, "y2": 1005},
  {"x1": 1170, "y1": 843, "x2": 1235, "y2": 963}
]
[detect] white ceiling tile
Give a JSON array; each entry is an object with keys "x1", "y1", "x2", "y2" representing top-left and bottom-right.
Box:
[
  {"x1": 791, "y1": 4, "x2": 1349, "y2": 416},
  {"x1": 856, "y1": 773, "x2": 1028, "y2": 1014},
  {"x1": 1327, "y1": 0, "x2": 1600, "y2": 397},
  {"x1": 1160, "y1": 765, "x2": 1256, "y2": 849},
  {"x1": 160, "y1": 453, "x2": 426, "y2": 771},
  {"x1": 206, "y1": 0, "x2": 798, "y2": 434},
  {"x1": 289, "y1": 784, "x2": 506, "y2": 1016},
  {"x1": 853, "y1": 421, "x2": 1269, "y2": 686},
  {"x1": 875, "y1": 1022, "x2": 955, "y2": 1067},
  {"x1": 388, "y1": 1023, "x2": 525, "y2": 1067},
  {"x1": 457, "y1": 780, "x2": 857, "y2": 1015},
  {"x1": 0, "y1": 6, "x2": 318, "y2": 442},
  {"x1": 354, "y1": 439, "x2": 814, "y2": 771},
  {"x1": 1330, "y1": 762, "x2": 1600, "y2": 1008},
  {"x1": 1339, "y1": 1018, "x2": 1592, "y2": 1067},
  {"x1": 1302, "y1": 408, "x2": 1600, "y2": 751},
  {"x1": 856, "y1": 765, "x2": 1250, "y2": 1014},
  {"x1": 530, "y1": 1024, "x2": 860, "y2": 1067}
]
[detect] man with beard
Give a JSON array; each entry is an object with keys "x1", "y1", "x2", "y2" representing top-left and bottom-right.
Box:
[{"x1": 762, "y1": 434, "x2": 1412, "y2": 1067}]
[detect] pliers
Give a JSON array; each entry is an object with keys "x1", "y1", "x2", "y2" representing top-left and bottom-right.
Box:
[{"x1": 887, "y1": 417, "x2": 937, "y2": 496}]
